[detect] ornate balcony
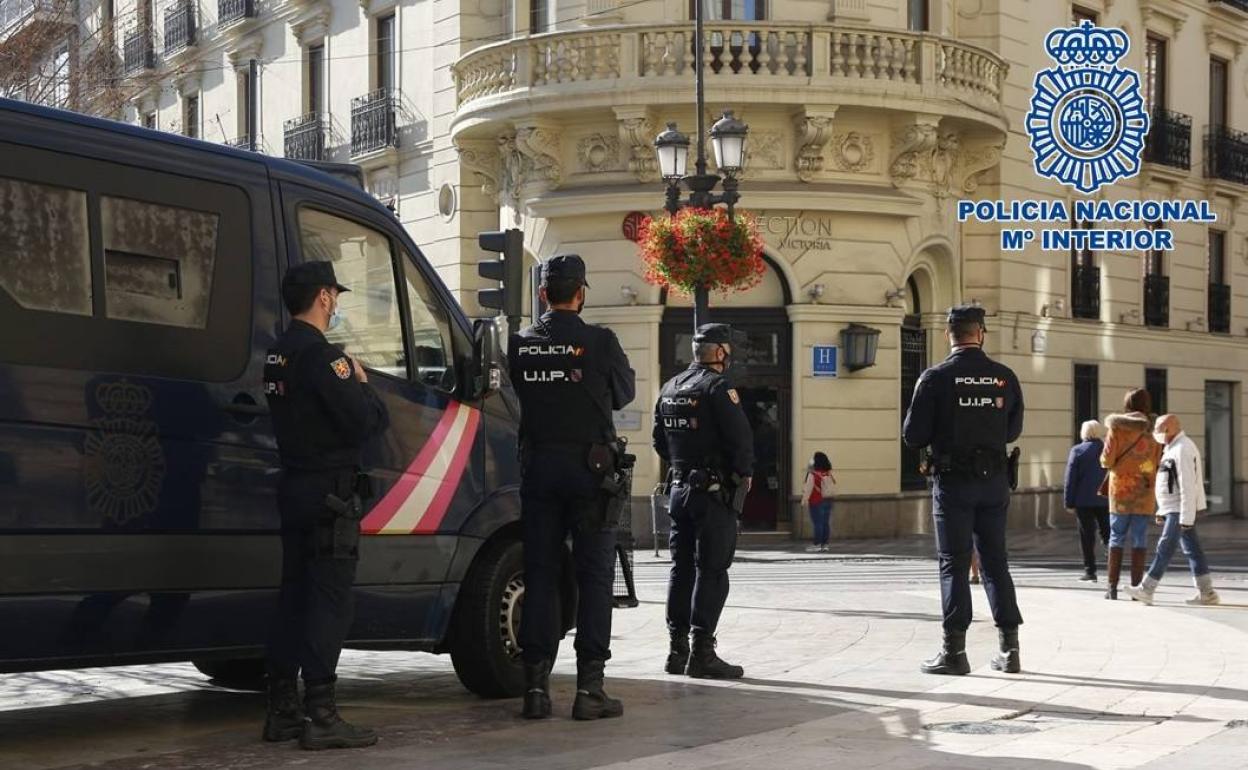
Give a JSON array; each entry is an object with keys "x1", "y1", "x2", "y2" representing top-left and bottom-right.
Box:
[
  {"x1": 351, "y1": 89, "x2": 397, "y2": 157},
  {"x1": 1210, "y1": 0, "x2": 1248, "y2": 15},
  {"x1": 1144, "y1": 273, "x2": 1169, "y2": 328},
  {"x1": 0, "y1": 0, "x2": 72, "y2": 48},
  {"x1": 163, "y1": 1, "x2": 196, "y2": 56},
  {"x1": 123, "y1": 29, "x2": 155, "y2": 75},
  {"x1": 218, "y1": 0, "x2": 256, "y2": 27},
  {"x1": 1143, "y1": 109, "x2": 1191, "y2": 171},
  {"x1": 1205, "y1": 125, "x2": 1248, "y2": 186},
  {"x1": 284, "y1": 113, "x2": 327, "y2": 161},
  {"x1": 451, "y1": 22, "x2": 1008, "y2": 139}
]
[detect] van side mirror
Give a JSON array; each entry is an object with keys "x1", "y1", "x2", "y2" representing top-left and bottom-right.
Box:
[{"x1": 472, "y1": 318, "x2": 504, "y2": 398}]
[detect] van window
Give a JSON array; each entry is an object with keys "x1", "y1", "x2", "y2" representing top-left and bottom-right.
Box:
[
  {"x1": 299, "y1": 208, "x2": 406, "y2": 378},
  {"x1": 403, "y1": 255, "x2": 456, "y2": 392},
  {"x1": 0, "y1": 177, "x2": 92, "y2": 315},
  {"x1": 102, "y1": 196, "x2": 220, "y2": 328}
]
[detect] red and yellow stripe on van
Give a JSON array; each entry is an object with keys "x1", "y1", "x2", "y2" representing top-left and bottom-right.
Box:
[{"x1": 361, "y1": 401, "x2": 481, "y2": 535}]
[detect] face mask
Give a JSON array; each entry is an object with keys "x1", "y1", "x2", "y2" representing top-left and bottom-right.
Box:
[
  {"x1": 327, "y1": 297, "x2": 343, "y2": 331},
  {"x1": 1153, "y1": 431, "x2": 1168, "y2": 445}
]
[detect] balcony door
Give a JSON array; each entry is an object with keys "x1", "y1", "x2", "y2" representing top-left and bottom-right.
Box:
[
  {"x1": 1071, "y1": 222, "x2": 1100, "y2": 320},
  {"x1": 1211, "y1": 57, "x2": 1228, "y2": 131},
  {"x1": 1145, "y1": 36, "x2": 1166, "y2": 114}
]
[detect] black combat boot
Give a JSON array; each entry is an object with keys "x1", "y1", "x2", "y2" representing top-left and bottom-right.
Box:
[
  {"x1": 300, "y1": 680, "x2": 378, "y2": 750},
  {"x1": 920, "y1": 631, "x2": 971, "y2": 676},
  {"x1": 665, "y1": 631, "x2": 690, "y2": 675},
  {"x1": 522, "y1": 660, "x2": 553, "y2": 720},
  {"x1": 990, "y1": 627, "x2": 1021, "y2": 674},
  {"x1": 571, "y1": 659, "x2": 624, "y2": 720},
  {"x1": 685, "y1": 633, "x2": 744, "y2": 679},
  {"x1": 262, "y1": 676, "x2": 304, "y2": 742}
]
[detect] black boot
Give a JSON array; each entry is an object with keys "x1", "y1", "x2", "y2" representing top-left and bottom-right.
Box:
[
  {"x1": 522, "y1": 660, "x2": 553, "y2": 720},
  {"x1": 685, "y1": 633, "x2": 744, "y2": 679},
  {"x1": 990, "y1": 627, "x2": 1021, "y2": 674},
  {"x1": 920, "y1": 631, "x2": 970, "y2": 676},
  {"x1": 665, "y1": 632, "x2": 690, "y2": 675},
  {"x1": 571, "y1": 659, "x2": 623, "y2": 720},
  {"x1": 300, "y1": 680, "x2": 378, "y2": 750},
  {"x1": 262, "y1": 676, "x2": 303, "y2": 742}
]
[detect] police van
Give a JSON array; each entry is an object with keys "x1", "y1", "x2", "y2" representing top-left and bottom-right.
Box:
[{"x1": 0, "y1": 98, "x2": 633, "y2": 696}]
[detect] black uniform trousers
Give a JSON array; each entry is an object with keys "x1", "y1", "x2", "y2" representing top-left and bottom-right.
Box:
[
  {"x1": 1076, "y1": 506, "x2": 1110, "y2": 575},
  {"x1": 266, "y1": 468, "x2": 358, "y2": 685},
  {"x1": 666, "y1": 482, "x2": 738, "y2": 636},
  {"x1": 932, "y1": 473, "x2": 1023, "y2": 633},
  {"x1": 518, "y1": 448, "x2": 616, "y2": 665}
]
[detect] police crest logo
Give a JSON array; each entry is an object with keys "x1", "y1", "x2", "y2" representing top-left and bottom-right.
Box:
[
  {"x1": 1025, "y1": 21, "x2": 1149, "y2": 194},
  {"x1": 331, "y1": 357, "x2": 352, "y2": 380},
  {"x1": 728, "y1": 388, "x2": 740, "y2": 405}
]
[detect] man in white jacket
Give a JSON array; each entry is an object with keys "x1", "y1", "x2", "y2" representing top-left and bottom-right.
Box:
[{"x1": 1129, "y1": 415, "x2": 1220, "y2": 606}]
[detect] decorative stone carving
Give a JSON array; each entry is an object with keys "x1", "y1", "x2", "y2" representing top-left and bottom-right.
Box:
[
  {"x1": 793, "y1": 106, "x2": 838, "y2": 182},
  {"x1": 514, "y1": 124, "x2": 563, "y2": 188},
  {"x1": 956, "y1": 142, "x2": 1004, "y2": 194},
  {"x1": 957, "y1": 0, "x2": 983, "y2": 19},
  {"x1": 292, "y1": 6, "x2": 332, "y2": 45},
  {"x1": 615, "y1": 108, "x2": 658, "y2": 182},
  {"x1": 745, "y1": 130, "x2": 785, "y2": 173},
  {"x1": 576, "y1": 133, "x2": 623, "y2": 173},
  {"x1": 455, "y1": 138, "x2": 503, "y2": 201},
  {"x1": 889, "y1": 119, "x2": 939, "y2": 186},
  {"x1": 828, "y1": 131, "x2": 875, "y2": 173},
  {"x1": 907, "y1": 130, "x2": 1004, "y2": 196}
]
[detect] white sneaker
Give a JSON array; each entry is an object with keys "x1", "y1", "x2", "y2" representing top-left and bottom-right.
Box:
[
  {"x1": 805, "y1": 545, "x2": 822, "y2": 553},
  {"x1": 1185, "y1": 592, "x2": 1221, "y2": 606},
  {"x1": 1127, "y1": 584, "x2": 1155, "y2": 605},
  {"x1": 819, "y1": 545, "x2": 829, "y2": 553}
]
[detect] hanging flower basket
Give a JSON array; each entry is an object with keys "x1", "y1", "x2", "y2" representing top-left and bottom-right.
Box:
[{"x1": 637, "y1": 207, "x2": 766, "y2": 296}]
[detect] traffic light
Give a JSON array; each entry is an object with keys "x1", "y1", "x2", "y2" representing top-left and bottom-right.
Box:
[{"x1": 477, "y1": 228, "x2": 524, "y2": 335}]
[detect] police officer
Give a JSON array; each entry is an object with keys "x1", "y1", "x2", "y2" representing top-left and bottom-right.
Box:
[
  {"x1": 262, "y1": 261, "x2": 389, "y2": 749},
  {"x1": 902, "y1": 305, "x2": 1024, "y2": 676},
  {"x1": 511, "y1": 254, "x2": 636, "y2": 721},
  {"x1": 654, "y1": 323, "x2": 754, "y2": 679}
]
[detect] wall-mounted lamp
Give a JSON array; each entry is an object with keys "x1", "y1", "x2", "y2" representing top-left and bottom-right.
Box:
[
  {"x1": 884, "y1": 287, "x2": 906, "y2": 307},
  {"x1": 1118, "y1": 308, "x2": 1140, "y2": 324},
  {"x1": 807, "y1": 283, "x2": 825, "y2": 303},
  {"x1": 1041, "y1": 298, "x2": 1065, "y2": 318},
  {"x1": 841, "y1": 323, "x2": 881, "y2": 372},
  {"x1": 1186, "y1": 316, "x2": 1206, "y2": 331},
  {"x1": 620, "y1": 285, "x2": 639, "y2": 306}
]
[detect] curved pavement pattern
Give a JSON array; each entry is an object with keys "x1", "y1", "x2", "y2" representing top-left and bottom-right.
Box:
[{"x1": 1, "y1": 554, "x2": 1246, "y2": 769}]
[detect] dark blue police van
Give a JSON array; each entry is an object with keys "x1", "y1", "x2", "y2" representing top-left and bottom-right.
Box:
[{"x1": 0, "y1": 98, "x2": 619, "y2": 697}]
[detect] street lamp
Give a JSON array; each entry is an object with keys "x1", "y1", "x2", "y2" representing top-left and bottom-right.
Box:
[{"x1": 710, "y1": 110, "x2": 748, "y2": 176}]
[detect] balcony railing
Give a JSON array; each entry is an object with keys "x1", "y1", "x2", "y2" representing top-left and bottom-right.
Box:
[
  {"x1": 1209, "y1": 282, "x2": 1231, "y2": 333},
  {"x1": 284, "y1": 113, "x2": 327, "y2": 161},
  {"x1": 1072, "y1": 264, "x2": 1100, "y2": 320},
  {"x1": 1205, "y1": 125, "x2": 1248, "y2": 185},
  {"x1": 351, "y1": 89, "x2": 397, "y2": 157},
  {"x1": 218, "y1": 0, "x2": 255, "y2": 27},
  {"x1": 163, "y1": 1, "x2": 196, "y2": 55},
  {"x1": 453, "y1": 22, "x2": 1007, "y2": 114},
  {"x1": 0, "y1": 0, "x2": 67, "y2": 39},
  {"x1": 1211, "y1": 0, "x2": 1248, "y2": 14},
  {"x1": 123, "y1": 29, "x2": 155, "y2": 75},
  {"x1": 226, "y1": 134, "x2": 257, "y2": 152},
  {"x1": 1144, "y1": 274, "x2": 1169, "y2": 328},
  {"x1": 1143, "y1": 109, "x2": 1191, "y2": 170}
]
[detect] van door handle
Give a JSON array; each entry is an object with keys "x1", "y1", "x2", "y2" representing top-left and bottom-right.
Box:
[{"x1": 223, "y1": 393, "x2": 268, "y2": 421}]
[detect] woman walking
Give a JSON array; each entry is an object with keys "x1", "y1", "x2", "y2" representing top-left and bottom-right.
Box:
[
  {"x1": 1064, "y1": 420, "x2": 1110, "y2": 582},
  {"x1": 802, "y1": 452, "x2": 836, "y2": 553},
  {"x1": 1101, "y1": 389, "x2": 1162, "y2": 600}
]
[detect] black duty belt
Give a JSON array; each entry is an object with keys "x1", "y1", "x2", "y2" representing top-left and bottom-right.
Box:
[{"x1": 670, "y1": 467, "x2": 724, "y2": 492}]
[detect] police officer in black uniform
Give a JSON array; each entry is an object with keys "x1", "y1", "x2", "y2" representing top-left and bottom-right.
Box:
[
  {"x1": 903, "y1": 305, "x2": 1025, "y2": 676},
  {"x1": 510, "y1": 254, "x2": 636, "y2": 721},
  {"x1": 262, "y1": 261, "x2": 389, "y2": 749},
  {"x1": 654, "y1": 323, "x2": 754, "y2": 679}
]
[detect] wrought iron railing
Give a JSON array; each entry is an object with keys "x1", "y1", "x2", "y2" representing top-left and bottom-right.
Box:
[
  {"x1": 0, "y1": 0, "x2": 62, "y2": 37},
  {"x1": 1072, "y1": 264, "x2": 1100, "y2": 320},
  {"x1": 1211, "y1": 0, "x2": 1248, "y2": 13},
  {"x1": 1209, "y1": 282, "x2": 1231, "y2": 333},
  {"x1": 122, "y1": 29, "x2": 155, "y2": 74},
  {"x1": 284, "y1": 113, "x2": 327, "y2": 161},
  {"x1": 1205, "y1": 125, "x2": 1248, "y2": 185},
  {"x1": 351, "y1": 89, "x2": 397, "y2": 157},
  {"x1": 163, "y1": 1, "x2": 196, "y2": 55},
  {"x1": 217, "y1": 0, "x2": 255, "y2": 26},
  {"x1": 1144, "y1": 273, "x2": 1169, "y2": 328},
  {"x1": 1143, "y1": 109, "x2": 1191, "y2": 170},
  {"x1": 226, "y1": 134, "x2": 257, "y2": 152}
]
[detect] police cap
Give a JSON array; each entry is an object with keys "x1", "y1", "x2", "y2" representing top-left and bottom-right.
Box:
[
  {"x1": 283, "y1": 261, "x2": 350, "y2": 293},
  {"x1": 693, "y1": 323, "x2": 734, "y2": 345},
  {"x1": 947, "y1": 304, "x2": 986, "y2": 330},
  {"x1": 540, "y1": 254, "x2": 590, "y2": 287}
]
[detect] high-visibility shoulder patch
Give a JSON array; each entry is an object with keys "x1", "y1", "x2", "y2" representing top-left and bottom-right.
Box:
[
  {"x1": 727, "y1": 388, "x2": 740, "y2": 404},
  {"x1": 330, "y1": 357, "x2": 352, "y2": 380}
]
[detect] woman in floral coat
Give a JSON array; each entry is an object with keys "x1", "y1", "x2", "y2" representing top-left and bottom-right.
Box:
[{"x1": 1100, "y1": 389, "x2": 1163, "y2": 600}]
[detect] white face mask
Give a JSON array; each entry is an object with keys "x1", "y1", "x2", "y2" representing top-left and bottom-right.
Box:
[
  {"x1": 326, "y1": 293, "x2": 343, "y2": 331},
  {"x1": 1153, "y1": 431, "x2": 1168, "y2": 445}
]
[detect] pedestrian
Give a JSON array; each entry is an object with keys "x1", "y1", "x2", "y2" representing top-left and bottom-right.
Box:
[
  {"x1": 1129, "y1": 415, "x2": 1221, "y2": 606},
  {"x1": 1064, "y1": 420, "x2": 1110, "y2": 582},
  {"x1": 262, "y1": 261, "x2": 390, "y2": 750},
  {"x1": 655, "y1": 323, "x2": 754, "y2": 679},
  {"x1": 802, "y1": 451, "x2": 836, "y2": 553},
  {"x1": 1100, "y1": 389, "x2": 1162, "y2": 600},
  {"x1": 903, "y1": 305, "x2": 1025, "y2": 676},
  {"x1": 510, "y1": 255, "x2": 636, "y2": 721}
]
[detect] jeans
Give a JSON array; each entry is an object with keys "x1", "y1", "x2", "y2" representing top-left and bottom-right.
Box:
[
  {"x1": 1076, "y1": 507, "x2": 1110, "y2": 574},
  {"x1": 809, "y1": 500, "x2": 833, "y2": 546},
  {"x1": 1109, "y1": 513, "x2": 1149, "y2": 549},
  {"x1": 1147, "y1": 512, "x2": 1210, "y2": 581},
  {"x1": 932, "y1": 474, "x2": 1023, "y2": 632}
]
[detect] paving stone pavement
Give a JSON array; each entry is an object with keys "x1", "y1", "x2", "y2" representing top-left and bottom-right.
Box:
[{"x1": 3, "y1": 521, "x2": 1248, "y2": 769}]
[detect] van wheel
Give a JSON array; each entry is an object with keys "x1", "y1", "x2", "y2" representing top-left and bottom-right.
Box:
[
  {"x1": 192, "y1": 658, "x2": 267, "y2": 690},
  {"x1": 450, "y1": 538, "x2": 526, "y2": 698}
]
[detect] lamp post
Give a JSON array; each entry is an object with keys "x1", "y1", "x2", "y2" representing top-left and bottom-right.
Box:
[{"x1": 652, "y1": 1, "x2": 749, "y2": 332}]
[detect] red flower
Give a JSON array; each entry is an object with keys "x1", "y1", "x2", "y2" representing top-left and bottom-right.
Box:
[{"x1": 636, "y1": 207, "x2": 765, "y2": 296}]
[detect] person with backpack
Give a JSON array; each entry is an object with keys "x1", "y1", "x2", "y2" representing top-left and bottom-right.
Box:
[{"x1": 801, "y1": 452, "x2": 837, "y2": 553}]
